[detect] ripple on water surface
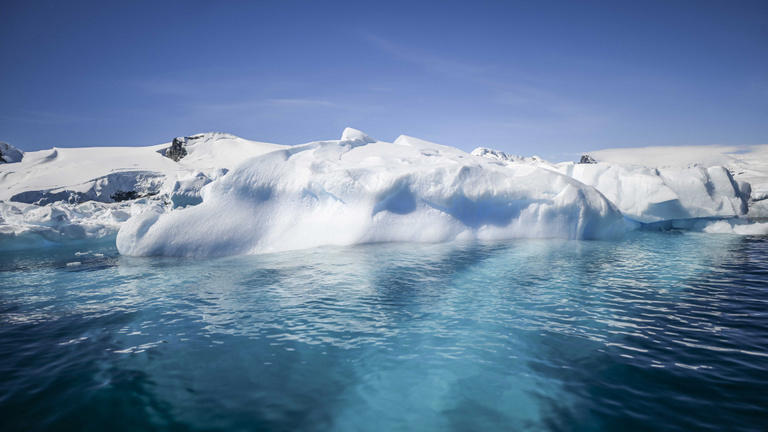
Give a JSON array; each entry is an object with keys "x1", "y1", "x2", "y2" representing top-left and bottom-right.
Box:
[{"x1": 1, "y1": 232, "x2": 767, "y2": 431}]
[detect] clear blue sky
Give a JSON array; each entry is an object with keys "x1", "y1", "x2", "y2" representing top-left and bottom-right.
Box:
[{"x1": 1, "y1": 0, "x2": 766, "y2": 160}]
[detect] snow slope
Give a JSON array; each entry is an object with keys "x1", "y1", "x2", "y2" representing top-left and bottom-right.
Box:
[
  {"x1": 0, "y1": 133, "x2": 286, "y2": 242},
  {"x1": 0, "y1": 133, "x2": 286, "y2": 203},
  {"x1": 116, "y1": 129, "x2": 625, "y2": 257}
]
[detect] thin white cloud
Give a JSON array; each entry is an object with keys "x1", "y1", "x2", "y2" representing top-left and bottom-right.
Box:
[
  {"x1": 192, "y1": 98, "x2": 344, "y2": 114},
  {"x1": 265, "y1": 98, "x2": 338, "y2": 108},
  {"x1": 363, "y1": 33, "x2": 488, "y2": 78},
  {"x1": 0, "y1": 109, "x2": 92, "y2": 125}
]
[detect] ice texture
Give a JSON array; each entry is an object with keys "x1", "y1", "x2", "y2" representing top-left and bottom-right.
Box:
[
  {"x1": 553, "y1": 163, "x2": 749, "y2": 223},
  {"x1": 116, "y1": 131, "x2": 625, "y2": 257},
  {"x1": 587, "y1": 144, "x2": 768, "y2": 218},
  {"x1": 2, "y1": 129, "x2": 768, "y2": 254}
]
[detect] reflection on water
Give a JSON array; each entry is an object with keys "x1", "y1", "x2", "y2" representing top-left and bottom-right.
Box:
[{"x1": 1, "y1": 233, "x2": 767, "y2": 431}]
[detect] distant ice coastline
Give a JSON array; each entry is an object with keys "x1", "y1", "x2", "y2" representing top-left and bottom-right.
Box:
[{"x1": 1, "y1": 129, "x2": 767, "y2": 256}]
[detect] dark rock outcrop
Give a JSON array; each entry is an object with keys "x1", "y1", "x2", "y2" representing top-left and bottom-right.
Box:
[
  {"x1": 0, "y1": 142, "x2": 24, "y2": 163},
  {"x1": 165, "y1": 137, "x2": 188, "y2": 162},
  {"x1": 579, "y1": 154, "x2": 597, "y2": 164}
]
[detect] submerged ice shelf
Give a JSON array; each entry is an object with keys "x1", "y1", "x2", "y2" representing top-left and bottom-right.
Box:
[{"x1": 1, "y1": 128, "x2": 767, "y2": 256}]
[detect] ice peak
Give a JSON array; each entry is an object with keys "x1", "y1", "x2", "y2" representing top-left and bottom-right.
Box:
[{"x1": 340, "y1": 127, "x2": 375, "y2": 143}]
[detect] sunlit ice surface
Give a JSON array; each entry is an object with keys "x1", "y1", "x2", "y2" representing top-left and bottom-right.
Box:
[{"x1": 1, "y1": 232, "x2": 767, "y2": 431}]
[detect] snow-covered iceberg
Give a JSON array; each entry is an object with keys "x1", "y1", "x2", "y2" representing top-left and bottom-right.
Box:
[
  {"x1": 473, "y1": 146, "x2": 753, "y2": 223},
  {"x1": 2, "y1": 128, "x2": 767, "y2": 255},
  {"x1": 586, "y1": 144, "x2": 768, "y2": 218},
  {"x1": 553, "y1": 163, "x2": 749, "y2": 223},
  {"x1": 0, "y1": 133, "x2": 285, "y2": 243},
  {"x1": 116, "y1": 129, "x2": 625, "y2": 257}
]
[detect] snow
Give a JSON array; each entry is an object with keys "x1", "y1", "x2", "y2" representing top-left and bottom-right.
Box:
[
  {"x1": 702, "y1": 220, "x2": 768, "y2": 235},
  {"x1": 1, "y1": 129, "x2": 767, "y2": 255},
  {"x1": 0, "y1": 200, "x2": 135, "y2": 244},
  {"x1": 470, "y1": 147, "x2": 545, "y2": 164},
  {"x1": 552, "y1": 163, "x2": 749, "y2": 223},
  {"x1": 471, "y1": 145, "x2": 758, "y2": 223},
  {"x1": 116, "y1": 132, "x2": 625, "y2": 257},
  {"x1": 0, "y1": 133, "x2": 285, "y2": 245},
  {"x1": 587, "y1": 144, "x2": 768, "y2": 217},
  {"x1": 0, "y1": 133, "x2": 285, "y2": 203}
]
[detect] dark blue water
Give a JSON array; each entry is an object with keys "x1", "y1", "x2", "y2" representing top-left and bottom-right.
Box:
[{"x1": 1, "y1": 233, "x2": 767, "y2": 431}]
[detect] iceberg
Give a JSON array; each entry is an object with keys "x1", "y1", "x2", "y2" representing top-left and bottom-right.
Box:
[
  {"x1": 116, "y1": 129, "x2": 625, "y2": 257},
  {"x1": 472, "y1": 146, "x2": 754, "y2": 223},
  {"x1": 0, "y1": 133, "x2": 285, "y2": 243},
  {"x1": 553, "y1": 163, "x2": 749, "y2": 223},
  {"x1": 587, "y1": 144, "x2": 768, "y2": 218},
  {"x1": 2, "y1": 128, "x2": 767, "y2": 255}
]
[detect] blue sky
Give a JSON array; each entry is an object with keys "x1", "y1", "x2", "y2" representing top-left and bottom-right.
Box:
[{"x1": 1, "y1": 0, "x2": 766, "y2": 160}]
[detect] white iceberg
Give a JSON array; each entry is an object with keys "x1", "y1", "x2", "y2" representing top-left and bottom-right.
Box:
[
  {"x1": 472, "y1": 146, "x2": 754, "y2": 223},
  {"x1": 0, "y1": 133, "x2": 285, "y2": 243},
  {"x1": 2, "y1": 128, "x2": 767, "y2": 254},
  {"x1": 587, "y1": 144, "x2": 768, "y2": 218},
  {"x1": 116, "y1": 129, "x2": 626, "y2": 257},
  {"x1": 553, "y1": 163, "x2": 749, "y2": 223}
]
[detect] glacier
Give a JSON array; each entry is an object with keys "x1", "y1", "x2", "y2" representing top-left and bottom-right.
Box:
[{"x1": 1, "y1": 128, "x2": 767, "y2": 256}]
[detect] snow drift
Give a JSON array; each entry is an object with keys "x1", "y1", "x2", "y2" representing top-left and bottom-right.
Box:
[{"x1": 116, "y1": 129, "x2": 625, "y2": 257}]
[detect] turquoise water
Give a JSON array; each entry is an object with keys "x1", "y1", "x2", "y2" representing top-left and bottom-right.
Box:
[{"x1": 1, "y1": 233, "x2": 767, "y2": 431}]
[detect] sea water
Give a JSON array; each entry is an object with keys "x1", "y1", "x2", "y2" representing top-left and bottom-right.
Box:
[{"x1": 1, "y1": 232, "x2": 767, "y2": 431}]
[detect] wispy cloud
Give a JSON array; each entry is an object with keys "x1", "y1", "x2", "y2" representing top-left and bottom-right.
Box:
[
  {"x1": 363, "y1": 32, "x2": 607, "y2": 130},
  {"x1": 191, "y1": 97, "x2": 346, "y2": 115},
  {"x1": 0, "y1": 109, "x2": 92, "y2": 125},
  {"x1": 265, "y1": 98, "x2": 338, "y2": 108},
  {"x1": 363, "y1": 33, "x2": 488, "y2": 78},
  {"x1": 494, "y1": 85, "x2": 605, "y2": 120}
]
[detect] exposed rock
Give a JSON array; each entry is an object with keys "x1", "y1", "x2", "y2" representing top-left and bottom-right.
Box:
[
  {"x1": 111, "y1": 191, "x2": 143, "y2": 202},
  {"x1": 165, "y1": 137, "x2": 188, "y2": 162},
  {"x1": 579, "y1": 154, "x2": 597, "y2": 164},
  {"x1": 0, "y1": 142, "x2": 24, "y2": 163}
]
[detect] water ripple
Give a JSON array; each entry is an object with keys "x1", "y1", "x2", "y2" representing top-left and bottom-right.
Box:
[{"x1": 1, "y1": 232, "x2": 767, "y2": 431}]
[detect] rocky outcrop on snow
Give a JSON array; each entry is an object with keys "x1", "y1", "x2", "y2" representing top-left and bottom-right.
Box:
[
  {"x1": 164, "y1": 137, "x2": 189, "y2": 162},
  {"x1": 0, "y1": 142, "x2": 23, "y2": 163}
]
